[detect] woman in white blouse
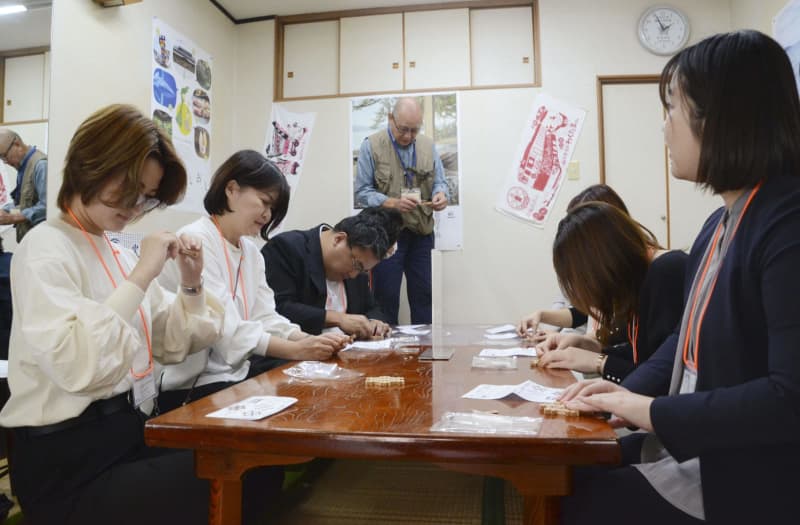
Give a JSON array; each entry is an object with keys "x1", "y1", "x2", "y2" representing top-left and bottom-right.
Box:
[
  {"x1": 0, "y1": 105, "x2": 227, "y2": 524},
  {"x1": 158, "y1": 149, "x2": 348, "y2": 412}
]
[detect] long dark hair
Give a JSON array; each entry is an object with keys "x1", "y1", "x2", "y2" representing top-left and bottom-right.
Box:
[
  {"x1": 659, "y1": 30, "x2": 800, "y2": 192},
  {"x1": 554, "y1": 202, "x2": 659, "y2": 343}
]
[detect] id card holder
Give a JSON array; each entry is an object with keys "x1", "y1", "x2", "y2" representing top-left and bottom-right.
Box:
[
  {"x1": 401, "y1": 186, "x2": 422, "y2": 203},
  {"x1": 133, "y1": 372, "x2": 157, "y2": 408},
  {"x1": 679, "y1": 367, "x2": 697, "y2": 394}
]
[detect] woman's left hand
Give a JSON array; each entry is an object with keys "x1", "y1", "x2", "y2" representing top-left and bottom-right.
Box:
[
  {"x1": 176, "y1": 233, "x2": 204, "y2": 287},
  {"x1": 538, "y1": 346, "x2": 598, "y2": 373},
  {"x1": 575, "y1": 390, "x2": 654, "y2": 432}
]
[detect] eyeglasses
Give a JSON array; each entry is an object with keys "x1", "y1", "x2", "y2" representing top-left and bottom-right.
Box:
[
  {"x1": 349, "y1": 248, "x2": 368, "y2": 274},
  {"x1": 0, "y1": 138, "x2": 16, "y2": 161},
  {"x1": 135, "y1": 193, "x2": 161, "y2": 212},
  {"x1": 394, "y1": 124, "x2": 420, "y2": 137}
]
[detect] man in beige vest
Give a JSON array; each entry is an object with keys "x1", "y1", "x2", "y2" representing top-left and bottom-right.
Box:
[
  {"x1": 0, "y1": 129, "x2": 47, "y2": 242},
  {"x1": 354, "y1": 98, "x2": 449, "y2": 324}
]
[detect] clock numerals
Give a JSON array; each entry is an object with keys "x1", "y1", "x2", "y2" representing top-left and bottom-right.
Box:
[{"x1": 638, "y1": 7, "x2": 690, "y2": 55}]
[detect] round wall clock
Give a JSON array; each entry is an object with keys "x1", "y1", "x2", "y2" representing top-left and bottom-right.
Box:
[{"x1": 638, "y1": 6, "x2": 690, "y2": 56}]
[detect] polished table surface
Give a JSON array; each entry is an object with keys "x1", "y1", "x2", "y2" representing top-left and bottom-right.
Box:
[{"x1": 145, "y1": 325, "x2": 620, "y2": 525}]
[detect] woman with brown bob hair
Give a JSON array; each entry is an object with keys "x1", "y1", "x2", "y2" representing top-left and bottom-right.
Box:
[
  {"x1": 0, "y1": 104, "x2": 229, "y2": 524},
  {"x1": 560, "y1": 31, "x2": 800, "y2": 524},
  {"x1": 536, "y1": 202, "x2": 686, "y2": 385}
]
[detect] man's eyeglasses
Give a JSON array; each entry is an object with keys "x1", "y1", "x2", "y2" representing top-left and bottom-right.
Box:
[
  {"x1": 135, "y1": 193, "x2": 161, "y2": 212},
  {"x1": 394, "y1": 124, "x2": 420, "y2": 137},
  {"x1": 0, "y1": 138, "x2": 16, "y2": 161},
  {"x1": 349, "y1": 248, "x2": 368, "y2": 274}
]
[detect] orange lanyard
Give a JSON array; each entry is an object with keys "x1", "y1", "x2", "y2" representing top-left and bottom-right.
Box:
[
  {"x1": 681, "y1": 183, "x2": 762, "y2": 372},
  {"x1": 211, "y1": 215, "x2": 249, "y2": 320},
  {"x1": 627, "y1": 317, "x2": 640, "y2": 364},
  {"x1": 65, "y1": 208, "x2": 154, "y2": 379}
]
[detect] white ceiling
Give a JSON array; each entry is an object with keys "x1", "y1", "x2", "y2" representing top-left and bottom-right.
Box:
[
  {"x1": 0, "y1": 3, "x2": 51, "y2": 52},
  {"x1": 214, "y1": 0, "x2": 469, "y2": 19}
]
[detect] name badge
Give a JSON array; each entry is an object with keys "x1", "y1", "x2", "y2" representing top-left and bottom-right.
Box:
[
  {"x1": 133, "y1": 372, "x2": 157, "y2": 408},
  {"x1": 679, "y1": 367, "x2": 697, "y2": 394}
]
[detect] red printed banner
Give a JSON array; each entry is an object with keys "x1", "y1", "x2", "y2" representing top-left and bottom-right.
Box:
[{"x1": 496, "y1": 94, "x2": 585, "y2": 227}]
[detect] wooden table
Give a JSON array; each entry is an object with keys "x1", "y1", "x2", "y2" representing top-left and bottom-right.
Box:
[{"x1": 145, "y1": 325, "x2": 620, "y2": 525}]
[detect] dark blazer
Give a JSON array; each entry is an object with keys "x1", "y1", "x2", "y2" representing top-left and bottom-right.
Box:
[
  {"x1": 629, "y1": 174, "x2": 800, "y2": 524},
  {"x1": 262, "y1": 226, "x2": 388, "y2": 335},
  {"x1": 601, "y1": 250, "x2": 687, "y2": 384}
]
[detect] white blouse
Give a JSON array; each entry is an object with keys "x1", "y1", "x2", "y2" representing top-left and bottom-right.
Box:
[
  {"x1": 0, "y1": 216, "x2": 224, "y2": 427},
  {"x1": 158, "y1": 216, "x2": 300, "y2": 390}
]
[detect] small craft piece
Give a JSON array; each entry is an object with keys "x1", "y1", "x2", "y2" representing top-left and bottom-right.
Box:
[
  {"x1": 365, "y1": 376, "x2": 405, "y2": 387},
  {"x1": 540, "y1": 402, "x2": 580, "y2": 417},
  {"x1": 529, "y1": 357, "x2": 541, "y2": 368}
]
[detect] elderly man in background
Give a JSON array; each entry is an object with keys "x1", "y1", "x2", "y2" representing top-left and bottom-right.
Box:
[
  {"x1": 0, "y1": 129, "x2": 47, "y2": 242},
  {"x1": 354, "y1": 97, "x2": 449, "y2": 325}
]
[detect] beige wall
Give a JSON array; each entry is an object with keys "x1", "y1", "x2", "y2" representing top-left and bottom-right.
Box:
[
  {"x1": 46, "y1": 0, "x2": 789, "y2": 324},
  {"x1": 48, "y1": 0, "x2": 237, "y2": 233},
  {"x1": 230, "y1": 0, "x2": 736, "y2": 324}
]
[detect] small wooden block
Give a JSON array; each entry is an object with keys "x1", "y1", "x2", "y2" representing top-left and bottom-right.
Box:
[
  {"x1": 365, "y1": 376, "x2": 405, "y2": 387},
  {"x1": 540, "y1": 402, "x2": 580, "y2": 417}
]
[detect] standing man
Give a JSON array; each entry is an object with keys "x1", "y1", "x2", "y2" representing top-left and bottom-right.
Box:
[
  {"x1": 0, "y1": 129, "x2": 47, "y2": 242},
  {"x1": 355, "y1": 97, "x2": 449, "y2": 324}
]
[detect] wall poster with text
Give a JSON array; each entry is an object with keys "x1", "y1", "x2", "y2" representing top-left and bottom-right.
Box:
[
  {"x1": 496, "y1": 93, "x2": 586, "y2": 228},
  {"x1": 151, "y1": 17, "x2": 213, "y2": 214}
]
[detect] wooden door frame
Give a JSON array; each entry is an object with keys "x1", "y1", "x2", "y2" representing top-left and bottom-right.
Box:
[{"x1": 596, "y1": 74, "x2": 672, "y2": 247}]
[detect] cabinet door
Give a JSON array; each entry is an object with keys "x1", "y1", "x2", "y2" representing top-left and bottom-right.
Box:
[
  {"x1": 404, "y1": 9, "x2": 470, "y2": 90},
  {"x1": 283, "y1": 20, "x2": 339, "y2": 98},
  {"x1": 340, "y1": 14, "x2": 403, "y2": 94},
  {"x1": 3, "y1": 54, "x2": 46, "y2": 122},
  {"x1": 471, "y1": 7, "x2": 534, "y2": 86}
]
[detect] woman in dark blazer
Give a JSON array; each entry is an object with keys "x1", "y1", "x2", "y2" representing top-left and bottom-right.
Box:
[{"x1": 560, "y1": 30, "x2": 800, "y2": 525}]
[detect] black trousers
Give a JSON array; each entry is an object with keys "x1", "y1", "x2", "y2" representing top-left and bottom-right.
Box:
[
  {"x1": 11, "y1": 403, "x2": 282, "y2": 525},
  {"x1": 561, "y1": 434, "x2": 705, "y2": 525}
]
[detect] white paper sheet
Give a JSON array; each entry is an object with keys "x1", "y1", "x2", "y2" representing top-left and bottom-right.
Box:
[
  {"x1": 341, "y1": 339, "x2": 394, "y2": 351},
  {"x1": 463, "y1": 380, "x2": 563, "y2": 403},
  {"x1": 485, "y1": 332, "x2": 519, "y2": 340},
  {"x1": 485, "y1": 324, "x2": 517, "y2": 334},
  {"x1": 395, "y1": 327, "x2": 431, "y2": 335},
  {"x1": 479, "y1": 347, "x2": 538, "y2": 358},
  {"x1": 206, "y1": 395, "x2": 297, "y2": 420}
]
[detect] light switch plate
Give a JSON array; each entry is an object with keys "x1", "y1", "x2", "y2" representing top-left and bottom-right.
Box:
[{"x1": 567, "y1": 161, "x2": 580, "y2": 180}]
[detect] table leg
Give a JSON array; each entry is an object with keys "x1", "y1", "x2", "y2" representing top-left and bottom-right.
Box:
[
  {"x1": 209, "y1": 478, "x2": 242, "y2": 525},
  {"x1": 196, "y1": 449, "x2": 313, "y2": 525},
  {"x1": 521, "y1": 494, "x2": 560, "y2": 525}
]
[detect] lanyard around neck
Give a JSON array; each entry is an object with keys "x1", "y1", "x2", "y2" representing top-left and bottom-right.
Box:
[
  {"x1": 627, "y1": 317, "x2": 640, "y2": 364},
  {"x1": 65, "y1": 208, "x2": 153, "y2": 379},
  {"x1": 681, "y1": 182, "x2": 762, "y2": 372},
  {"x1": 211, "y1": 215, "x2": 249, "y2": 320},
  {"x1": 387, "y1": 125, "x2": 416, "y2": 189}
]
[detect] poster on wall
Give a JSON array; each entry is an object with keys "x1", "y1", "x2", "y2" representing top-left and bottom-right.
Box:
[
  {"x1": 495, "y1": 93, "x2": 586, "y2": 228},
  {"x1": 151, "y1": 17, "x2": 213, "y2": 214},
  {"x1": 774, "y1": 0, "x2": 800, "y2": 96},
  {"x1": 350, "y1": 93, "x2": 463, "y2": 251},
  {"x1": 263, "y1": 104, "x2": 315, "y2": 192}
]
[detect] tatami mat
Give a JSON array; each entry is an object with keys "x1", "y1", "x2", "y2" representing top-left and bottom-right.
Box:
[{"x1": 268, "y1": 459, "x2": 523, "y2": 525}]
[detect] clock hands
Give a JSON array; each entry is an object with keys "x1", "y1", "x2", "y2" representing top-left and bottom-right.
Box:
[{"x1": 654, "y1": 14, "x2": 667, "y2": 32}]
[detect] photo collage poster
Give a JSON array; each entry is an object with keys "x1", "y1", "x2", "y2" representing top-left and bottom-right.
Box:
[
  {"x1": 496, "y1": 93, "x2": 586, "y2": 228},
  {"x1": 263, "y1": 104, "x2": 316, "y2": 192},
  {"x1": 151, "y1": 17, "x2": 213, "y2": 214},
  {"x1": 350, "y1": 93, "x2": 463, "y2": 251}
]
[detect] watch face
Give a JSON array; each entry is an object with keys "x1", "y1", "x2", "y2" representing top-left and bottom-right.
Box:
[{"x1": 638, "y1": 6, "x2": 690, "y2": 55}]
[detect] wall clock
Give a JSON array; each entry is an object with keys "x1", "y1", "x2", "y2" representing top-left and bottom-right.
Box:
[{"x1": 638, "y1": 6, "x2": 690, "y2": 55}]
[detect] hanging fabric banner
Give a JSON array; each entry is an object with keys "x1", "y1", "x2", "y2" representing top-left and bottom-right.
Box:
[
  {"x1": 496, "y1": 93, "x2": 586, "y2": 227},
  {"x1": 264, "y1": 104, "x2": 315, "y2": 192}
]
